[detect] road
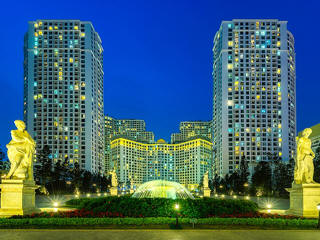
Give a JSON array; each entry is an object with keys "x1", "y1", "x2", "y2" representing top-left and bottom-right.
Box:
[{"x1": 0, "y1": 230, "x2": 319, "y2": 240}]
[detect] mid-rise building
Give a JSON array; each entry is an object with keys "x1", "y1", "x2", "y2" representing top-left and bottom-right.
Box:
[
  {"x1": 298, "y1": 123, "x2": 320, "y2": 152},
  {"x1": 24, "y1": 20, "x2": 104, "y2": 173},
  {"x1": 111, "y1": 137, "x2": 213, "y2": 190},
  {"x1": 171, "y1": 121, "x2": 212, "y2": 143},
  {"x1": 105, "y1": 116, "x2": 154, "y2": 172},
  {"x1": 213, "y1": 19, "x2": 296, "y2": 176}
]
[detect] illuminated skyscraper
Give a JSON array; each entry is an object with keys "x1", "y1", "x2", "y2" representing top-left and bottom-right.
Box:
[
  {"x1": 171, "y1": 121, "x2": 212, "y2": 143},
  {"x1": 104, "y1": 116, "x2": 154, "y2": 172},
  {"x1": 111, "y1": 137, "x2": 212, "y2": 190},
  {"x1": 24, "y1": 20, "x2": 104, "y2": 173},
  {"x1": 213, "y1": 19, "x2": 296, "y2": 176}
]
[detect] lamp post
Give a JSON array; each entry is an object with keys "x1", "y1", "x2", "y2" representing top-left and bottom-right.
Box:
[
  {"x1": 317, "y1": 203, "x2": 320, "y2": 229},
  {"x1": 174, "y1": 203, "x2": 180, "y2": 228}
]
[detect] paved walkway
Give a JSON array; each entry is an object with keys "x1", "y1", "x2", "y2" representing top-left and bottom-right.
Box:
[{"x1": 0, "y1": 230, "x2": 319, "y2": 240}]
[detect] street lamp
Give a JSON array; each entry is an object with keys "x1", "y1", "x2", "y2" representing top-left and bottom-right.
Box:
[
  {"x1": 317, "y1": 203, "x2": 320, "y2": 229},
  {"x1": 53, "y1": 201, "x2": 59, "y2": 207},
  {"x1": 174, "y1": 203, "x2": 180, "y2": 228}
]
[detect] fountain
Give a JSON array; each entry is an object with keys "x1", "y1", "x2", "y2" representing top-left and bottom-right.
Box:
[{"x1": 132, "y1": 180, "x2": 194, "y2": 199}]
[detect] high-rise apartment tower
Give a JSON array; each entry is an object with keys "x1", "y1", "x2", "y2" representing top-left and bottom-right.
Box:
[
  {"x1": 24, "y1": 20, "x2": 104, "y2": 173},
  {"x1": 212, "y1": 19, "x2": 296, "y2": 176}
]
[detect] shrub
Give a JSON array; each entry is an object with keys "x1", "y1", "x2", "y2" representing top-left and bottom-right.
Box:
[
  {"x1": 64, "y1": 196, "x2": 258, "y2": 218},
  {"x1": 0, "y1": 217, "x2": 317, "y2": 229}
]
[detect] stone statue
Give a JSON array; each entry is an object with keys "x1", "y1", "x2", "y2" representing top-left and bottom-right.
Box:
[
  {"x1": 39, "y1": 185, "x2": 49, "y2": 196},
  {"x1": 294, "y1": 128, "x2": 316, "y2": 184},
  {"x1": 129, "y1": 175, "x2": 134, "y2": 189},
  {"x1": 2, "y1": 120, "x2": 35, "y2": 181},
  {"x1": 110, "y1": 169, "x2": 118, "y2": 187},
  {"x1": 203, "y1": 171, "x2": 209, "y2": 188}
]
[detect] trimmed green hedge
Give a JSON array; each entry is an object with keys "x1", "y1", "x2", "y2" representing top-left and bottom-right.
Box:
[
  {"x1": 0, "y1": 217, "x2": 317, "y2": 229},
  {"x1": 65, "y1": 196, "x2": 258, "y2": 218}
]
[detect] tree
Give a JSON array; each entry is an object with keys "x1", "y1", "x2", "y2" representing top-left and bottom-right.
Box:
[
  {"x1": 34, "y1": 145, "x2": 52, "y2": 185},
  {"x1": 71, "y1": 162, "x2": 83, "y2": 191},
  {"x1": 0, "y1": 148, "x2": 9, "y2": 171},
  {"x1": 314, "y1": 147, "x2": 320, "y2": 183},
  {"x1": 273, "y1": 160, "x2": 294, "y2": 197},
  {"x1": 238, "y1": 155, "x2": 250, "y2": 195},
  {"x1": 251, "y1": 161, "x2": 272, "y2": 196}
]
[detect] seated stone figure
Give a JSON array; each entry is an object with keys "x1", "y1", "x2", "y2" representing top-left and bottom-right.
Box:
[{"x1": 2, "y1": 120, "x2": 35, "y2": 181}]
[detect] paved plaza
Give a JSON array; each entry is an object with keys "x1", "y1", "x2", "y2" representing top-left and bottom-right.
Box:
[{"x1": 0, "y1": 230, "x2": 319, "y2": 240}]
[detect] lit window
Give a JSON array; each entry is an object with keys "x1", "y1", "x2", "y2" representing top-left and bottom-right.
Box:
[
  {"x1": 69, "y1": 58, "x2": 73, "y2": 63},
  {"x1": 81, "y1": 96, "x2": 86, "y2": 100}
]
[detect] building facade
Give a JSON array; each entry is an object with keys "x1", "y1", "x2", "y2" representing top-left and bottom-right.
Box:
[
  {"x1": 213, "y1": 19, "x2": 296, "y2": 176},
  {"x1": 111, "y1": 137, "x2": 213, "y2": 190},
  {"x1": 105, "y1": 116, "x2": 155, "y2": 172},
  {"x1": 171, "y1": 121, "x2": 212, "y2": 143},
  {"x1": 24, "y1": 20, "x2": 104, "y2": 173}
]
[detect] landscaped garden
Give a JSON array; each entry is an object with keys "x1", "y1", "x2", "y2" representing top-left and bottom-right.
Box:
[{"x1": 1, "y1": 196, "x2": 318, "y2": 229}]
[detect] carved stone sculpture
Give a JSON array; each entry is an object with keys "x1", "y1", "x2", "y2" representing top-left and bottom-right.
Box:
[
  {"x1": 294, "y1": 128, "x2": 316, "y2": 184},
  {"x1": 110, "y1": 169, "x2": 118, "y2": 187},
  {"x1": 0, "y1": 120, "x2": 38, "y2": 216},
  {"x1": 203, "y1": 171, "x2": 209, "y2": 188},
  {"x1": 286, "y1": 128, "x2": 320, "y2": 218},
  {"x1": 3, "y1": 120, "x2": 35, "y2": 180}
]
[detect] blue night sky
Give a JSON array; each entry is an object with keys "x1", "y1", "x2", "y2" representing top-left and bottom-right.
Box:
[{"x1": 0, "y1": 0, "x2": 319, "y2": 148}]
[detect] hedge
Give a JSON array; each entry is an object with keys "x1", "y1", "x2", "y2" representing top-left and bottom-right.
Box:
[
  {"x1": 64, "y1": 196, "x2": 259, "y2": 218},
  {"x1": 0, "y1": 217, "x2": 317, "y2": 229}
]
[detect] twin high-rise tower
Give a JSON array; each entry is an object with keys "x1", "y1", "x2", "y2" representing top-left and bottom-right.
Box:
[
  {"x1": 23, "y1": 19, "x2": 296, "y2": 179},
  {"x1": 213, "y1": 19, "x2": 296, "y2": 176},
  {"x1": 24, "y1": 20, "x2": 104, "y2": 173}
]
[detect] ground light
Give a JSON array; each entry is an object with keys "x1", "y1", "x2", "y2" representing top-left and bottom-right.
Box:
[
  {"x1": 174, "y1": 203, "x2": 180, "y2": 228},
  {"x1": 266, "y1": 203, "x2": 272, "y2": 213},
  {"x1": 317, "y1": 203, "x2": 320, "y2": 229},
  {"x1": 52, "y1": 201, "x2": 59, "y2": 212}
]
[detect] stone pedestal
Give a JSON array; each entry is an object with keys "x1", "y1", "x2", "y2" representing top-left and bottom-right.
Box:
[
  {"x1": 110, "y1": 186, "x2": 118, "y2": 196},
  {"x1": 0, "y1": 179, "x2": 39, "y2": 217},
  {"x1": 203, "y1": 187, "x2": 211, "y2": 197},
  {"x1": 286, "y1": 183, "x2": 320, "y2": 218}
]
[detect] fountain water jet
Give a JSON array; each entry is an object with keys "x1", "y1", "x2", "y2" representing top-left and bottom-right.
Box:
[{"x1": 132, "y1": 180, "x2": 194, "y2": 199}]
